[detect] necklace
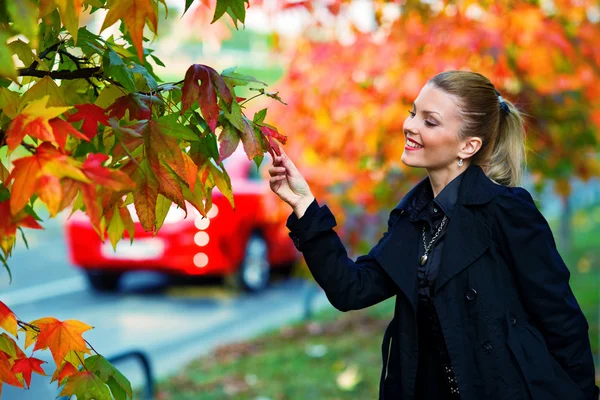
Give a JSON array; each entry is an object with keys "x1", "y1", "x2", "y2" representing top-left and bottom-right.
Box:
[{"x1": 420, "y1": 215, "x2": 448, "y2": 265}]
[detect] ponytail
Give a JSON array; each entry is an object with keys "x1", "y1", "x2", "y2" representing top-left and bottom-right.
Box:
[{"x1": 483, "y1": 100, "x2": 527, "y2": 187}]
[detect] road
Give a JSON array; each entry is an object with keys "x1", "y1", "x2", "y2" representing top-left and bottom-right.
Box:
[{"x1": 0, "y1": 215, "x2": 331, "y2": 399}]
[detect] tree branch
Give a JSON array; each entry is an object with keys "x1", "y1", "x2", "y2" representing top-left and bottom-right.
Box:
[{"x1": 17, "y1": 67, "x2": 102, "y2": 80}]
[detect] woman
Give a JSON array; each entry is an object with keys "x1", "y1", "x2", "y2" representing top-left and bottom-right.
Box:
[{"x1": 268, "y1": 71, "x2": 598, "y2": 400}]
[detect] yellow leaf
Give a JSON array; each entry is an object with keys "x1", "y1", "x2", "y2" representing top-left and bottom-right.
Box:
[
  {"x1": 0, "y1": 32, "x2": 17, "y2": 81},
  {"x1": 101, "y1": 0, "x2": 158, "y2": 61},
  {"x1": 20, "y1": 77, "x2": 68, "y2": 108},
  {"x1": 0, "y1": 88, "x2": 20, "y2": 118},
  {"x1": 55, "y1": 0, "x2": 83, "y2": 43}
]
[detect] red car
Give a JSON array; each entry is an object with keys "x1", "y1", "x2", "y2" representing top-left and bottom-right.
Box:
[{"x1": 64, "y1": 148, "x2": 299, "y2": 292}]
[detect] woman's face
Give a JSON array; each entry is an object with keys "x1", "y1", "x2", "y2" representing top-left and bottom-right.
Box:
[{"x1": 401, "y1": 83, "x2": 465, "y2": 171}]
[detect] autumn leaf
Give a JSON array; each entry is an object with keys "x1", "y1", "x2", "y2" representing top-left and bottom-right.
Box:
[
  {"x1": 59, "y1": 370, "x2": 112, "y2": 399},
  {"x1": 31, "y1": 317, "x2": 92, "y2": 367},
  {"x1": 107, "y1": 94, "x2": 153, "y2": 121},
  {"x1": 8, "y1": 155, "x2": 42, "y2": 214},
  {"x1": 5, "y1": 95, "x2": 72, "y2": 151},
  {"x1": 82, "y1": 154, "x2": 135, "y2": 191},
  {"x1": 0, "y1": 302, "x2": 18, "y2": 337},
  {"x1": 239, "y1": 116, "x2": 263, "y2": 162},
  {"x1": 0, "y1": 333, "x2": 26, "y2": 359},
  {"x1": 181, "y1": 64, "x2": 233, "y2": 131},
  {"x1": 260, "y1": 124, "x2": 286, "y2": 158},
  {"x1": 36, "y1": 175, "x2": 62, "y2": 217},
  {"x1": 0, "y1": 352, "x2": 23, "y2": 389},
  {"x1": 66, "y1": 103, "x2": 109, "y2": 140},
  {"x1": 208, "y1": 162, "x2": 234, "y2": 210},
  {"x1": 12, "y1": 357, "x2": 46, "y2": 388},
  {"x1": 182, "y1": 152, "x2": 199, "y2": 192},
  {"x1": 130, "y1": 159, "x2": 159, "y2": 232},
  {"x1": 51, "y1": 361, "x2": 78, "y2": 385},
  {"x1": 48, "y1": 118, "x2": 89, "y2": 151},
  {"x1": 101, "y1": 0, "x2": 159, "y2": 61}
]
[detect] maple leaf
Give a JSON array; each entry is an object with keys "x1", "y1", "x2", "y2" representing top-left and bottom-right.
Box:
[
  {"x1": 59, "y1": 370, "x2": 112, "y2": 399},
  {"x1": 0, "y1": 333, "x2": 26, "y2": 359},
  {"x1": 130, "y1": 159, "x2": 159, "y2": 232},
  {"x1": 31, "y1": 317, "x2": 92, "y2": 367},
  {"x1": 181, "y1": 64, "x2": 233, "y2": 131},
  {"x1": 82, "y1": 154, "x2": 135, "y2": 192},
  {"x1": 0, "y1": 201, "x2": 43, "y2": 258},
  {"x1": 239, "y1": 116, "x2": 264, "y2": 162},
  {"x1": 218, "y1": 121, "x2": 241, "y2": 162},
  {"x1": 36, "y1": 174, "x2": 62, "y2": 217},
  {"x1": 85, "y1": 354, "x2": 132, "y2": 400},
  {"x1": 5, "y1": 95, "x2": 72, "y2": 151},
  {"x1": 48, "y1": 118, "x2": 89, "y2": 151},
  {"x1": 107, "y1": 94, "x2": 153, "y2": 121},
  {"x1": 212, "y1": 0, "x2": 249, "y2": 27},
  {"x1": 0, "y1": 302, "x2": 18, "y2": 337},
  {"x1": 101, "y1": 0, "x2": 159, "y2": 61},
  {"x1": 67, "y1": 104, "x2": 110, "y2": 140},
  {"x1": 12, "y1": 357, "x2": 46, "y2": 388},
  {"x1": 51, "y1": 361, "x2": 78, "y2": 385},
  {"x1": 0, "y1": 352, "x2": 23, "y2": 389},
  {"x1": 260, "y1": 124, "x2": 286, "y2": 158},
  {"x1": 8, "y1": 155, "x2": 42, "y2": 214}
]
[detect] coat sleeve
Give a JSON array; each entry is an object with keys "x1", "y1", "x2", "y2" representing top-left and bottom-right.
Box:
[
  {"x1": 494, "y1": 187, "x2": 598, "y2": 399},
  {"x1": 286, "y1": 198, "x2": 398, "y2": 312}
]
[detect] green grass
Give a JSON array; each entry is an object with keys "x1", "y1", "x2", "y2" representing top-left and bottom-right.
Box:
[{"x1": 154, "y1": 299, "x2": 395, "y2": 400}]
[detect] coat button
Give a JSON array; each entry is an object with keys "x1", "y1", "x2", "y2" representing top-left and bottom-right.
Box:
[
  {"x1": 511, "y1": 315, "x2": 517, "y2": 326},
  {"x1": 465, "y1": 288, "x2": 478, "y2": 301},
  {"x1": 292, "y1": 236, "x2": 301, "y2": 250},
  {"x1": 482, "y1": 342, "x2": 493, "y2": 354}
]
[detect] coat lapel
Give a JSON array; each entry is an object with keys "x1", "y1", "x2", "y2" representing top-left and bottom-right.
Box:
[{"x1": 375, "y1": 164, "x2": 502, "y2": 308}]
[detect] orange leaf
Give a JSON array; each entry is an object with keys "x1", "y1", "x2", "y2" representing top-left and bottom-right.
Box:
[
  {"x1": 0, "y1": 352, "x2": 23, "y2": 388},
  {"x1": 182, "y1": 152, "x2": 198, "y2": 192},
  {"x1": 12, "y1": 357, "x2": 46, "y2": 388},
  {"x1": 81, "y1": 182, "x2": 101, "y2": 232},
  {"x1": 0, "y1": 302, "x2": 18, "y2": 337},
  {"x1": 131, "y1": 160, "x2": 159, "y2": 232},
  {"x1": 9, "y1": 155, "x2": 41, "y2": 214},
  {"x1": 31, "y1": 317, "x2": 92, "y2": 367},
  {"x1": 101, "y1": 0, "x2": 158, "y2": 61},
  {"x1": 51, "y1": 361, "x2": 78, "y2": 385},
  {"x1": 36, "y1": 175, "x2": 63, "y2": 217}
]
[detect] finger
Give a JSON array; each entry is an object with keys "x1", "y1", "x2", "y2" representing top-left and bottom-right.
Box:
[
  {"x1": 270, "y1": 175, "x2": 286, "y2": 184},
  {"x1": 277, "y1": 147, "x2": 300, "y2": 176},
  {"x1": 268, "y1": 166, "x2": 286, "y2": 176}
]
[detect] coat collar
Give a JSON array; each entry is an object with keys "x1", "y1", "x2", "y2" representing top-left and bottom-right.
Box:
[
  {"x1": 393, "y1": 163, "x2": 500, "y2": 213},
  {"x1": 373, "y1": 164, "x2": 502, "y2": 311}
]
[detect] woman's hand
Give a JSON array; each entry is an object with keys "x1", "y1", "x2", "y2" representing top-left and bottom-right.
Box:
[{"x1": 268, "y1": 145, "x2": 315, "y2": 216}]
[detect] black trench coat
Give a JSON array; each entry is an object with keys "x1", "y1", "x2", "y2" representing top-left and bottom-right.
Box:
[{"x1": 287, "y1": 164, "x2": 599, "y2": 400}]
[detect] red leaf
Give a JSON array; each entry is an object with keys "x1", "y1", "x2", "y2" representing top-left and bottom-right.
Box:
[
  {"x1": 49, "y1": 118, "x2": 89, "y2": 151},
  {"x1": 12, "y1": 357, "x2": 46, "y2": 389},
  {"x1": 107, "y1": 94, "x2": 152, "y2": 121},
  {"x1": 67, "y1": 104, "x2": 109, "y2": 140},
  {"x1": 82, "y1": 154, "x2": 135, "y2": 191},
  {"x1": 51, "y1": 362, "x2": 78, "y2": 385},
  {"x1": 181, "y1": 64, "x2": 232, "y2": 131}
]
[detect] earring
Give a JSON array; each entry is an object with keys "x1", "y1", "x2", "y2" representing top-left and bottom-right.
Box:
[{"x1": 458, "y1": 158, "x2": 463, "y2": 167}]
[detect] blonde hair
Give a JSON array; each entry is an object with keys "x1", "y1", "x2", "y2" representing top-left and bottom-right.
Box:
[{"x1": 429, "y1": 70, "x2": 527, "y2": 187}]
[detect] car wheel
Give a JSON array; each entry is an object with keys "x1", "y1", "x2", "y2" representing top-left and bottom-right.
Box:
[
  {"x1": 234, "y1": 232, "x2": 270, "y2": 293},
  {"x1": 85, "y1": 270, "x2": 122, "y2": 292}
]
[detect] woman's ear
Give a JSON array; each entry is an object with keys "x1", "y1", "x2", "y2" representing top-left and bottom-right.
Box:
[{"x1": 458, "y1": 136, "x2": 482, "y2": 159}]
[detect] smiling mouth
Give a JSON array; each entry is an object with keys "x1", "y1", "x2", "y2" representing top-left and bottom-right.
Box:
[{"x1": 406, "y1": 138, "x2": 423, "y2": 149}]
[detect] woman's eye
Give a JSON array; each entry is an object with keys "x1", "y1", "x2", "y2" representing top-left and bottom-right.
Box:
[
  {"x1": 407, "y1": 110, "x2": 416, "y2": 117},
  {"x1": 425, "y1": 120, "x2": 437, "y2": 127}
]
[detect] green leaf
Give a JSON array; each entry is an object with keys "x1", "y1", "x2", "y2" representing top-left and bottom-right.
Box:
[
  {"x1": 183, "y1": 0, "x2": 195, "y2": 15},
  {"x1": 253, "y1": 108, "x2": 267, "y2": 124},
  {"x1": 59, "y1": 371, "x2": 113, "y2": 400},
  {"x1": 208, "y1": 162, "x2": 234, "y2": 210},
  {"x1": 6, "y1": 0, "x2": 38, "y2": 48},
  {"x1": 156, "y1": 114, "x2": 199, "y2": 141},
  {"x1": 0, "y1": 30, "x2": 17, "y2": 80},
  {"x1": 223, "y1": 101, "x2": 244, "y2": 131},
  {"x1": 150, "y1": 54, "x2": 165, "y2": 67},
  {"x1": 106, "y1": 376, "x2": 127, "y2": 400},
  {"x1": 154, "y1": 193, "x2": 171, "y2": 232},
  {"x1": 129, "y1": 63, "x2": 158, "y2": 90},
  {"x1": 103, "y1": 46, "x2": 136, "y2": 92},
  {"x1": 18, "y1": 227, "x2": 29, "y2": 250},
  {"x1": 107, "y1": 207, "x2": 125, "y2": 251},
  {"x1": 222, "y1": 66, "x2": 267, "y2": 87},
  {"x1": 84, "y1": 355, "x2": 132, "y2": 400},
  {"x1": 212, "y1": 0, "x2": 248, "y2": 27}
]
